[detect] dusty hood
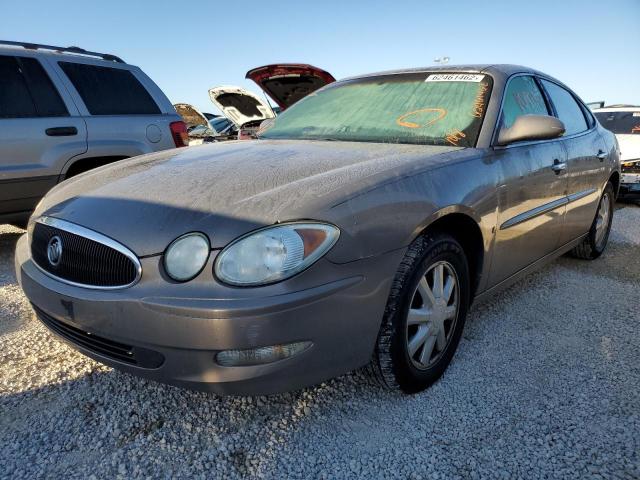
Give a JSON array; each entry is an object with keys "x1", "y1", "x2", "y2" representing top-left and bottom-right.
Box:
[
  {"x1": 208, "y1": 86, "x2": 275, "y2": 128},
  {"x1": 173, "y1": 103, "x2": 210, "y2": 128},
  {"x1": 34, "y1": 140, "x2": 464, "y2": 256},
  {"x1": 246, "y1": 64, "x2": 335, "y2": 110}
]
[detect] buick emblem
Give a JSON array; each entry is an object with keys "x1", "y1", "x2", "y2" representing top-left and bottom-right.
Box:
[{"x1": 47, "y1": 236, "x2": 63, "y2": 267}]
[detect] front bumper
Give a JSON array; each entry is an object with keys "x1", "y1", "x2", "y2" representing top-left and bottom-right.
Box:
[
  {"x1": 620, "y1": 172, "x2": 640, "y2": 199},
  {"x1": 15, "y1": 234, "x2": 403, "y2": 395}
]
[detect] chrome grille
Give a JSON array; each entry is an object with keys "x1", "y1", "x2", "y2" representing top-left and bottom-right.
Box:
[{"x1": 31, "y1": 217, "x2": 141, "y2": 289}]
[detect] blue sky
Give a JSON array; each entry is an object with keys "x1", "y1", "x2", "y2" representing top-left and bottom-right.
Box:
[{"x1": 5, "y1": 0, "x2": 639, "y2": 113}]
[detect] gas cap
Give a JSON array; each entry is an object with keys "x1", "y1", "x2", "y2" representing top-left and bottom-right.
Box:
[{"x1": 146, "y1": 124, "x2": 162, "y2": 143}]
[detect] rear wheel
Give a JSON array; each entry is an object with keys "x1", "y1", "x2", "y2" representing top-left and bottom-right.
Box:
[
  {"x1": 370, "y1": 232, "x2": 470, "y2": 393},
  {"x1": 571, "y1": 182, "x2": 614, "y2": 260}
]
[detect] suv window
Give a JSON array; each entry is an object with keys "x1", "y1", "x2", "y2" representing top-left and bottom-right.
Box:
[
  {"x1": 500, "y1": 76, "x2": 549, "y2": 130},
  {"x1": 59, "y1": 62, "x2": 160, "y2": 115},
  {"x1": 540, "y1": 79, "x2": 588, "y2": 136},
  {"x1": 0, "y1": 55, "x2": 68, "y2": 118}
]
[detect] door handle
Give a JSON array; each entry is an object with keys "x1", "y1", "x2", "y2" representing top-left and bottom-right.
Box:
[
  {"x1": 596, "y1": 150, "x2": 607, "y2": 161},
  {"x1": 551, "y1": 159, "x2": 567, "y2": 174},
  {"x1": 45, "y1": 126, "x2": 78, "y2": 136}
]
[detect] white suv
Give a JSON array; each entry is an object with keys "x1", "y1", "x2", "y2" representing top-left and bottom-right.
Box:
[
  {"x1": 0, "y1": 41, "x2": 188, "y2": 227},
  {"x1": 594, "y1": 106, "x2": 640, "y2": 199}
]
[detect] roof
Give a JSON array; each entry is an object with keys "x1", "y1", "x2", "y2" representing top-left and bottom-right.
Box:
[{"x1": 342, "y1": 64, "x2": 542, "y2": 82}]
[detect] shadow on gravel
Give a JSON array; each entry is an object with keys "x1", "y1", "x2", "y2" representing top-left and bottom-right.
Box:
[
  {"x1": 0, "y1": 231, "x2": 22, "y2": 287},
  {"x1": 0, "y1": 364, "x2": 392, "y2": 478}
]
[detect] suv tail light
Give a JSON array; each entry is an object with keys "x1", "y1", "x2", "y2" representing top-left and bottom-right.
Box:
[{"x1": 170, "y1": 121, "x2": 189, "y2": 147}]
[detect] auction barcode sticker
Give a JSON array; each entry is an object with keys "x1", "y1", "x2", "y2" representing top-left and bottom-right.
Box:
[{"x1": 426, "y1": 73, "x2": 485, "y2": 82}]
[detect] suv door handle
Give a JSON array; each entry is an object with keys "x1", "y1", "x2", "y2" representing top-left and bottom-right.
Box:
[
  {"x1": 596, "y1": 150, "x2": 607, "y2": 161},
  {"x1": 551, "y1": 159, "x2": 567, "y2": 174},
  {"x1": 45, "y1": 126, "x2": 78, "y2": 136}
]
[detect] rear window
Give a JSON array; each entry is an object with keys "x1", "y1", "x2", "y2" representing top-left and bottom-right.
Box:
[
  {"x1": 0, "y1": 55, "x2": 68, "y2": 118},
  {"x1": 59, "y1": 62, "x2": 160, "y2": 115},
  {"x1": 540, "y1": 80, "x2": 588, "y2": 136},
  {"x1": 594, "y1": 111, "x2": 640, "y2": 135}
]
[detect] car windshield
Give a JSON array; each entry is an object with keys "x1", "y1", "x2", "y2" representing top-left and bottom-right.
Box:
[
  {"x1": 259, "y1": 72, "x2": 493, "y2": 147},
  {"x1": 594, "y1": 111, "x2": 640, "y2": 135}
]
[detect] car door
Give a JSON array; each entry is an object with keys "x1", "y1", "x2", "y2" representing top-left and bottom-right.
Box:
[
  {"x1": 539, "y1": 79, "x2": 606, "y2": 245},
  {"x1": 51, "y1": 59, "x2": 178, "y2": 163},
  {"x1": 0, "y1": 54, "x2": 87, "y2": 216},
  {"x1": 488, "y1": 75, "x2": 569, "y2": 286}
]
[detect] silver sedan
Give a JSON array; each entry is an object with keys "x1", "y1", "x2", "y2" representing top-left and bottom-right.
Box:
[{"x1": 16, "y1": 65, "x2": 620, "y2": 395}]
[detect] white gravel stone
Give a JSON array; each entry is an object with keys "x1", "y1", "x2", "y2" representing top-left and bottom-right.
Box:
[{"x1": 1, "y1": 203, "x2": 639, "y2": 479}]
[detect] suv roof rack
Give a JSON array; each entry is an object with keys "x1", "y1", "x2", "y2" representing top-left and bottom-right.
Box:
[{"x1": 0, "y1": 40, "x2": 124, "y2": 63}]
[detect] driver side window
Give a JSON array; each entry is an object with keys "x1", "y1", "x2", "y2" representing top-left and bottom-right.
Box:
[{"x1": 500, "y1": 76, "x2": 549, "y2": 129}]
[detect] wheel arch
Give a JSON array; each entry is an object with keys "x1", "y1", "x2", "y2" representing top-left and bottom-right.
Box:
[
  {"x1": 608, "y1": 171, "x2": 620, "y2": 199},
  {"x1": 413, "y1": 208, "x2": 485, "y2": 300},
  {"x1": 62, "y1": 156, "x2": 129, "y2": 180}
]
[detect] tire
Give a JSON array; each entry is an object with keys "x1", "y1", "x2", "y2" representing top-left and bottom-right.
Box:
[
  {"x1": 570, "y1": 182, "x2": 614, "y2": 260},
  {"x1": 369, "y1": 232, "x2": 470, "y2": 393}
]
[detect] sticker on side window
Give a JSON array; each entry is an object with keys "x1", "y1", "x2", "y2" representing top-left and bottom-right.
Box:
[
  {"x1": 426, "y1": 73, "x2": 485, "y2": 82},
  {"x1": 633, "y1": 112, "x2": 640, "y2": 117}
]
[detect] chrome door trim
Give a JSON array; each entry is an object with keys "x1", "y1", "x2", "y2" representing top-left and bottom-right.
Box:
[
  {"x1": 500, "y1": 197, "x2": 568, "y2": 230},
  {"x1": 32, "y1": 216, "x2": 142, "y2": 290},
  {"x1": 500, "y1": 188, "x2": 598, "y2": 230},
  {"x1": 567, "y1": 188, "x2": 597, "y2": 203}
]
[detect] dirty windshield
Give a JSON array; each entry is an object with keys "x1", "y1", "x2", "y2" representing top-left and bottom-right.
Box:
[{"x1": 259, "y1": 72, "x2": 493, "y2": 147}]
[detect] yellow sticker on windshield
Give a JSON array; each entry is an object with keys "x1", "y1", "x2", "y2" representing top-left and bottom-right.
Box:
[{"x1": 396, "y1": 108, "x2": 447, "y2": 128}]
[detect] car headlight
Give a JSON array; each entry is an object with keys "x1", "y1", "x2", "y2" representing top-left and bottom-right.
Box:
[
  {"x1": 215, "y1": 223, "x2": 339, "y2": 286},
  {"x1": 164, "y1": 232, "x2": 210, "y2": 282}
]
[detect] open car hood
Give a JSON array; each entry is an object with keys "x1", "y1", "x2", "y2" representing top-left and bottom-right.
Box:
[
  {"x1": 173, "y1": 103, "x2": 210, "y2": 128},
  {"x1": 208, "y1": 86, "x2": 275, "y2": 128},
  {"x1": 245, "y1": 64, "x2": 335, "y2": 110}
]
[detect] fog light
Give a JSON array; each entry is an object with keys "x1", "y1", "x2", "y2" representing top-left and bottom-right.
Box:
[{"x1": 216, "y1": 341, "x2": 312, "y2": 367}]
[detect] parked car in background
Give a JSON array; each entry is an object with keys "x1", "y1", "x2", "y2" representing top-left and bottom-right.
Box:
[
  {"x1": 16, "y1": 65, "x2": 619, "y2": 395},
  {"x1": 174, "y1": 103, "x2": 219, "y2": 145},
  {"x1": 594, "y1": 106, "x2": 640, "y2": 198},
  {"x1": 246, "y1": 63, "x2": 335, "y2": 110},
  {"x1": 0, "y1": 41, "x2": 187, "y2": 227},
  {"x1": 208, "y1": 85, "x2": 275, "y2": 139}
]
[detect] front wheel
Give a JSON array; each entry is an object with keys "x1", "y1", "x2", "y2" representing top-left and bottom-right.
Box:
[
  {"x1": 571, "y1": 182, "x2": 615, "y2": 260},
  {"x1": 369, "y1": 232, "x2": 470, "y2": 393}
]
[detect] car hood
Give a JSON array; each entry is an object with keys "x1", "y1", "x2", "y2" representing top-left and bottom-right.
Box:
[
  {"x1": 34, "y1": 140, "x2": 464, "y2": 256},
  {"x1": 208, "y1": 86, "x2": 275, "y2": 128},
  {"x1": 173, "y1": 103, "x2": 210, "y2": 129},
  {"x1": 246, "y1": 64, "x2": 335, "y2": 110}
]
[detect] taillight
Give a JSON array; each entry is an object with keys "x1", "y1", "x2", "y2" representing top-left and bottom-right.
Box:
[{"x1": 170, "y1": 121, "x2": 189, "y2": 147}]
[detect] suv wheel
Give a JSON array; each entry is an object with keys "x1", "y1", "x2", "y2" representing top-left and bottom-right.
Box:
[{"x1": 370, "y1": 232, "x2": 470, "y2": 393}]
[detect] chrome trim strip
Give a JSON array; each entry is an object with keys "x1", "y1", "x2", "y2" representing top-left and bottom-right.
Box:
[
  {"x1": 500, "y1": 197, "x2": 568, "y2": 230},
  {"x1": 567, "y1": 188, "x2": 597, "y2": 203},
  {"x1": 33, "y1": 216, "x2": 142, "y2": 290}
]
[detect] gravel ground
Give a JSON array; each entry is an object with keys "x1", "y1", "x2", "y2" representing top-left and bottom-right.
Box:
[{"x1": 1, "y1": 204, "x2": 639, "y2": 479}]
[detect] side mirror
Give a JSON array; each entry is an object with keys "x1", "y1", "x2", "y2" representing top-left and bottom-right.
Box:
[{"x1": 497, "y1": 114, "x2": 565, "y2": 146}]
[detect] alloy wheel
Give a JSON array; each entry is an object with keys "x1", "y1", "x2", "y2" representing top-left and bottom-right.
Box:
[
  {"x1": 405, "y1": 261, "x2": 460, "y2": 370},
  {"x1": 595, "y1": 192, "x2": 611, "y2": 248}
]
